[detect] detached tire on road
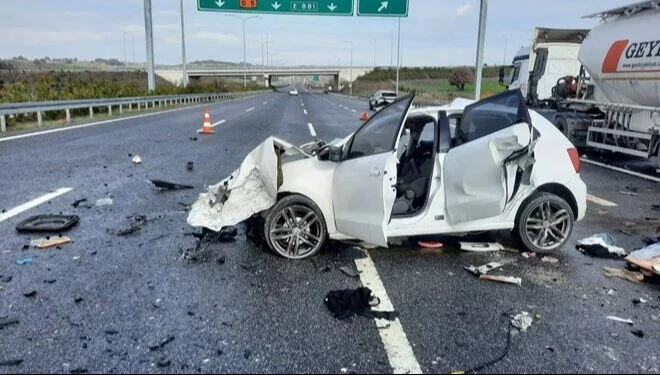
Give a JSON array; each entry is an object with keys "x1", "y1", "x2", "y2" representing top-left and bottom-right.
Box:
[
  {"x1": 514, "y1": 192, "x2": 574, "y2": 254},
  {"x1": 264, "y1": 194, "x2": 327, "y2": 259}
]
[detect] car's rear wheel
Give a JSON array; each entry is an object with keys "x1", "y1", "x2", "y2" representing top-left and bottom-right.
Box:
[
  {"x1": 264, "y1": 195, "x2": 327, "y2": 259},
  {"x1": 514, "y1": 193, "x2": 574, "y2": 254}
]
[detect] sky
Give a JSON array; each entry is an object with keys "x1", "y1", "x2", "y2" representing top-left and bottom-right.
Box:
[{"x1": 0, "y1": 0, "x2": 634, "y2": 67}]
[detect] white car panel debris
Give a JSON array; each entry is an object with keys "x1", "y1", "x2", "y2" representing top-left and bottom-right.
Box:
[{"x1": 187, "y1": 137, "x2": 306, "y2": 232}]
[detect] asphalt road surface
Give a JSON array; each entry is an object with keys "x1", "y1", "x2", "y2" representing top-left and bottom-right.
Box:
[{"x1": 0, "y1": 88, "x2": 658, "y2": 374}]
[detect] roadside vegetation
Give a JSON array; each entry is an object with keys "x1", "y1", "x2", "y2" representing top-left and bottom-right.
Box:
[{"x1": 346, "y1": 65, "x2": 510, "y2": 103}]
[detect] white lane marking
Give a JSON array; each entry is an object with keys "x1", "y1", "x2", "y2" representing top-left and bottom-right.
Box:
[
  {"x1": 352, "y1": 109, "x2": 357, "y2": 113},
  {"x1": 303, "y1": 109, "x2": 308, "y2": 115},
  {"x1": 0, "y1": 94, "x2": 269, "y2": 143},
  {"x1": 587, "y1": 194, "x2": 617, "y2": 207},
  {"x1": 581, "y1": 158, "x2": 660, "y2": 183},
  {"x1": 301, "y1": 103, "x2": 305, "y2": 108},
  {"x1": 307, "y1": 123, "x2": 317, "y2": 138},
  {"x1": 0, "y1": 188, "x2": 73, "y2": 223},
  {"x1": 211, "y1": 120, "x2": 226, "y2": 127},
  {"x1": 354, "y1": 250, "x2": 422, "y2": 374},
  {"x1": 245, "y1": 107, "x2": 255, "y2": 112}
]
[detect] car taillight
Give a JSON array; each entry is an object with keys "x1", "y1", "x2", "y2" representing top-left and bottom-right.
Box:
[{"x1": 567, "y1": 148, "x2": 580, "y2": 173}]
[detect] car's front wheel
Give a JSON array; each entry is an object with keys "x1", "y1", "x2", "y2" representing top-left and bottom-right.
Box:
[
  {"x1": 514, "y1": 193, "x2": 574, "y2": 254},
  {"x1": 264, "y1": 195, "x2": 327, "y2": 259}
]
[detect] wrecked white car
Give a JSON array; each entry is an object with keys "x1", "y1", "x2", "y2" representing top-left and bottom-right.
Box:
[{"x1": 189, "y1": 91, "x2": 587, "y2": 259}]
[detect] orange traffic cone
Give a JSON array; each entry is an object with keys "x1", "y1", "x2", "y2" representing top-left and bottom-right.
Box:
[
  {"x1": 360, "y1": 112, "x2": 368, "y2": 121},
  {"x1": 197, "y1": 109, "x2": 215, "y2": 134}
]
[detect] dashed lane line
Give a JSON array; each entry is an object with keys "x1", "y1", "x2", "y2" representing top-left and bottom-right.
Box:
[
  {"x1": 245, "y1": 107, "x2": 255, "y2": 112},
  {"x1": 307, "y1": 123, "x2": 317, "y2": 138},
  {"x1": 354, "y1": 250, "x2": 423, "y2": 374},
  {"x1": 587, "y1": 194, "x2": 617, "y2": 207},
  {"x1": 303, "y1": 109, "x2": 308, "y2": 115},
  {"x1": 0, "y1": 188, "x2": 73, "y2": 223},
  {"x1": 211, "y1": 120, "x2": 226, "y2": 127}
]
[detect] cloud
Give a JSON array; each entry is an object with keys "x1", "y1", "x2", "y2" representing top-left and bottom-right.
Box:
[
  {"x1": 190, "y1": 31, "x2": 239, "y2": 44},
  {"x1": 1, "y1": 28, "x2": 111, "y2": 43},
  {"x1": 156, "y1": 24, "x2": 180, "y2": 31},
  {"x1": 455, "y1": 4, "x2": 473, "y2": 17}
]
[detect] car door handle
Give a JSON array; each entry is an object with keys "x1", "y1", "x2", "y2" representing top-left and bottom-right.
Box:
[{"x1": 369, "y1": 167, "x2": 382, "y2": 177}]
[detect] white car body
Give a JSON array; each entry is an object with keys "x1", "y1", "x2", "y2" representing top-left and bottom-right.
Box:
[
  {"x1": 289, "y1": 88, "x2": 299, "y2": 96},
  {"x1": 189, "y1": 91, "x2": 587, "y2": 257}
]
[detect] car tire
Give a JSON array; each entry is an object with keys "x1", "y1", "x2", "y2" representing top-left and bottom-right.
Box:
[
  {"x1": 514, "y1": 192, "x2": 574, "y2": 254},
  {"x1": 263, "y1": 194, "x2": 327, "y2": 259},
  {"x1": 369, "y1": 103, "x2": 373, "y2": 110}
]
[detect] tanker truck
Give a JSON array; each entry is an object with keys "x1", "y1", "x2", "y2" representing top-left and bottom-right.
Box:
[{"x1": 507, "y1": 0, "x2": 660, "y2": 171}]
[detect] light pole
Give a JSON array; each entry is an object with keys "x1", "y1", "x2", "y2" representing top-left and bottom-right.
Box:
[
  {"x1": 474, "y1": 0, "x2": 488, "y2": 100},
  {"x1": 345, "y1": 41, "x2": 353, "y2": 96},
  {"x1": 226, "y1": 14, "x2": 260, "y2": 89},
  {"x1": 143, "y1": 0, "x2": 155, "y2": 91},
  {"x1": 180, "y1": 0, "x2": 188, "y2": 87},
  {"x1": 396, "y1": 17, "x2": 401, "y2": 96}
]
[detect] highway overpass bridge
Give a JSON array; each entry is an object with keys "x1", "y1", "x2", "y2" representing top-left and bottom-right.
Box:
[{"x1": 156, "y1": 67, "x2": 374, "y2": 88}]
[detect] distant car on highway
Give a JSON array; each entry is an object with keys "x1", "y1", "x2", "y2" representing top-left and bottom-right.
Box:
[
  {"x1": 369, "y1": 90, "x2": 397, "y2": 110},
  {"x1": 289, "y1": 88, "x2": 299, "y2": 96},
  {"x1": 189, "y1": 90, "x2": 587, "y2": 260}
]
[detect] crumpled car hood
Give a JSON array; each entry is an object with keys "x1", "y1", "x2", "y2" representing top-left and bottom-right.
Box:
[{"x1": 187, "y1": 136, "x2": 311, "y2": 231}]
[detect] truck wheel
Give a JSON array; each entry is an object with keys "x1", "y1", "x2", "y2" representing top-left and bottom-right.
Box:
[
  {"x1": 514, "y1": 193, "x2": 574, "y2": 254},
  {"x1": 264, "y1": 195, "x2": 327, "y2": 259}
]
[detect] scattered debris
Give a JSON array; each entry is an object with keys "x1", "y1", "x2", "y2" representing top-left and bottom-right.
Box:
[
  {"x1": 619, "y1": 190, "x2": 638, "y2": 197},
  {"x1": 16, "y1": 215, "x2": 79, "y2": 233},
  {"x1": 0, "y1": 317, "x2": 19, "y2": 329},
  {"x1": 1, "y1": 276, "x2": 12, "y2": 283},
  {"x1": 105, "y1": 329, "x2": 119, "y2": 335},
  {"x1": 625, "y1": 242, "x2": 660, "y2": 276},
  {"x1": 217, "y1": 256, "x2": 226, "y2": 265},
  {"x1": 149, "y1": 179, "x2": 194, "y2": 191},
  {"x1": 187, "y1": 162, "x2": 194, "y2": 171},
  {"x1": 324, "y1": 288, "x2": 397, "y2": 321},
  {"x1": 603, "y1": 267, "x2": 644, "y2": 284},
  {"x1": 0, "y1": 359, "x2": 23, "y2": 366},
  {"x1": 16, "y1": 257, "x2": 33, "y2": 265},
  {"x1": 617, "y1": 228, "x2": 633, "y2": 236},
  {"x1": 652, "y1": 204, "x2": 660, "y2": 211},
  {"x1": 189, "y1": 137, "x2": 198, "y2": 142},
  {"x1": 652, "y1": 314, "x2": 659, "y2": 321},
  {"x1": 95, "y1": 196, "x2": 114, "y2": 206},
  {"x1": 69, "y1": 367, "x2": 88, "y2": 373},
  {"x1": 338, "y1": 265, "x2": 360, "y2": 278},
  {"x1": 149, "y1": 335, "x2": 175, "y2": 351},
  {"x1": 606, "y1": 316, "x2": 633, "y2": 325},
  {"x1": 71, "y1": 199, "x2": 93, "y2": 209},
  {"x1": 110, "y1": 216, "x2": 147, "y2": 236},
  {"x1": 310, "y1": 257, "x2": 331, "y2": 272},
  {"x1": 156, "y1": 358, "x2": 171, "y2": 368},
  {"x1": 631, "y1": 330, "x2": 645, "y2": 338},
  {"x1": 480, "y1": 275, "x2": 522, "y2": 286},
  {"x1": 597, "y1": 209, "x2": 609, "y2": 215},
  {"x1": 541, "y1": 256, "x2": 559, "y2": 264},
  {"x1": 632, "y1": 298, "x2": 647, "y2": 305},
  {"x1": 74, "y1": 297, "x2": 84, "y2": 304},
  {"x1": 243, "y1": 349, "x2": 251, "y2": 360},
  {"x1": 132, "y1": 155, "x2": 142, "y2": 164},
  {"x1": 624, "y1": 185, "x2": 638, "y2": 193},
  {"x1": 23, "y1": 290, "x2": 36, "y2": 298},
  {"x1": 576, "y1": 233, "x2": 627, "y2": 258},
  {"x1": 511, "y1": 312, "x2": 533, "y2": 331},
  {"x1": 465, "y1": 262, "x2": 503, "y2": 276},
  {"x1": 418, "y1": 241, "x2": 443, "y2": 249},
  {"x1": 31, "y1": 235, "x2": 72, "y2": 249},
  {"x1": 460, "y1": 242, "x2": 503, "y2": 252},
  {"x1": 521, "y1": 252, "x2": 537, "y2": 259}
]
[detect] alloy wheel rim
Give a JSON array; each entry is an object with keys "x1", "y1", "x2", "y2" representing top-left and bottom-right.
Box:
[
  {"x1": 524, "y1": 200, "x2": 571, "y2": 251},
  {"x1": 270, "y1": 205, "x2": 322, "y2": 259}
]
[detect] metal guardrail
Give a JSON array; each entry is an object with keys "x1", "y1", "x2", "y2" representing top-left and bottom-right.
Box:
[{"x1": 0, "y1": 91, "x2": 265, "y2": 132}]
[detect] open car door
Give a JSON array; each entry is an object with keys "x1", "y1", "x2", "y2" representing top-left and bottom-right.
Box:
[
  {"x1": 332, "y1": 97, "x2": 414, "y2": 246},
  {"x1": 444, "y1": 90, "x2": 537, "y2": 224}
]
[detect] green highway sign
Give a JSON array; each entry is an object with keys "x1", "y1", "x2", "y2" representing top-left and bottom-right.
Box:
[
  {"x1": 198, "y1": 0, "x2": 354, "y2": 16},
  {"x1": 357, "y1": 0, "x2": 408, "y2": 17}
]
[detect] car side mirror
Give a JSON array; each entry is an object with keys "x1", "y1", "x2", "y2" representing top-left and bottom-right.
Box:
[{"x1": 328, "y1": 146, "x2": 343, "y2": 163}]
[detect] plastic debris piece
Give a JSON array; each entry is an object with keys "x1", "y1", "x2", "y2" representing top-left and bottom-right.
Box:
[
  {"x1": 603, "y1": 267, "x2": 644, "y2": 283},
  {"x1": 149, "y1": 335, "x2": 175, "y2": 351},
  {"x1": 150, "y1": 179, "x2": 194, "y2": 191},
  {"x1": 631, "y1": 330, "x2": 644, "y2": 338},
  {"x1": 479, "y1": 274, "x2": 521, "y2": 286},
  {"x1": 576, "y1": 233, "x2": 627, "y2": 258},
  {"x1": 31, "y1": 236, "x2": 71, "y2": 249},
  {"x1": 606, "y1": 316, "x2": 633, "y2": 325},
  {"x1": 619, "y1": 190, "x2": 638, "y2": 196},
  {"x1": 16, "y1": 257, "x2": 33, "y2": 265},
  {"x1": 541, "y1": 256, "x2": 559, "y2": 264},
  {"x1": 511, "y1": 311, "x2": 533, "y2": 331},
  {"x1": 0, "y1": 317, "x2": 19, "y2": 329},
  {"x1": 16, "y1": 214, "x2": 79, "y2": 233},
  {"x1": 132, "y1": 155, "x2": 142, "y2": 164},
  {"x1": 465, "y1": 262, "x2": 504, "y2": 276},
  {"x1": 459, "y1": 242, "x2": 504, "y2": 252},
  {"x1": 95, "y1": 197, "x2": 113, "y2": 206},
  {"x1": 625, "y1": 242, "x2": 660, "y2": 275},
  {"x1": 339, "y1": 265, "x2": 360, "y2": 278}
]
